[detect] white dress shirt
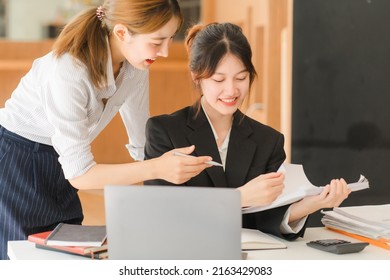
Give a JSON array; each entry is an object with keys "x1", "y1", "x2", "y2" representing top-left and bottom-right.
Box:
[{"x1": 0, "y1": 48, "x2": 149, "y2": 179}]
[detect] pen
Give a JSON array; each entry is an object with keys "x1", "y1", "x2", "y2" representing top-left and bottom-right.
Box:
[{"x1": 173, "y1": 152, "x2": 223, "y2": 167}]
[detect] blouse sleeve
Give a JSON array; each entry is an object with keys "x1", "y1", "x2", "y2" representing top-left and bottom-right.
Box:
[
  {"x1": 120, "y1": 69, "x2": 150, "y2": 161},
  {"x1": 42, "y1": 57, "x2": 96, "y2": 179}
]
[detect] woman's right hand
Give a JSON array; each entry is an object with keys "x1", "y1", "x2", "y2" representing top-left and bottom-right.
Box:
[
  {"x1": 153, "y1": 145, "x2": 213, "y2": 184},
  {"x1": 238, "y1": 172, "x2": 285, "y2": 208}
]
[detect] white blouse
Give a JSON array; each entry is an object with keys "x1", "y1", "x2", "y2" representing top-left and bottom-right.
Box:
[{"x1": 0, "y1": 49, "x2": 149, "y2": 179}]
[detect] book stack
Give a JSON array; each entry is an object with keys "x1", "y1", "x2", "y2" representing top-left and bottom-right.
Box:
[
  {"x1": 321, "y1": 204, "x2": 390, "y2": 250},
  {"x1": 28, "y1": 223, "x2": 108, "y2": 259}
]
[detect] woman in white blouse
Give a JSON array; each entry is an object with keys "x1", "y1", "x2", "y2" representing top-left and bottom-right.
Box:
[{"x1": 0, "y1": 0, "x2": 210, "y2": 260}]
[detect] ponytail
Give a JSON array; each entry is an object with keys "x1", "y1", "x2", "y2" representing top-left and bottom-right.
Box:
[{"x1": 53, "y1": 8, "x2": 109, "y2": 88}]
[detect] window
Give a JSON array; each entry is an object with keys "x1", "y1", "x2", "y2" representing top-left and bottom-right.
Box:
[{"x1": 176, "y1": 0, "x2": 200, "y2": 41}]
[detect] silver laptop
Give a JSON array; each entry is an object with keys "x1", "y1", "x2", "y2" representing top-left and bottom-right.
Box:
[{"x1": 104, "y1": 185, "x2": 242, "y2": 260}]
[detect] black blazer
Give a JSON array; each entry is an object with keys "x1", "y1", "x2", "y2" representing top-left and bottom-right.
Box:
[{"x1": 144, "y1": 106, "x2": 306, "y2": 240}]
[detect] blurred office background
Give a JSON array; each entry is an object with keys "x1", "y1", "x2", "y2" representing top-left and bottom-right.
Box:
[
  {"x1": 0, "y1": 0, "x2": 200, "y2": 40},
  {"x1": 0, "y1": 0, "x2": 389, "y2": 226}
]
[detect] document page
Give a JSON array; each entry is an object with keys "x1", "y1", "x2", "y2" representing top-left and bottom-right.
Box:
[
  {"x1": 241, "y1": 228, "x2": 287, "y2": 250},
  {"x1": 242, "y1": 163, "x2": 369, "y2": 214}
]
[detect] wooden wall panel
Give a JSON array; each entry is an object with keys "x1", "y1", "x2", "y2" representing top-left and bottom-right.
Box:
[
  {"x1": 150, "y1": 61, "x2": 193, "y2": 116},
  {"x1": 0, "y1": 40, "x2": 54, "y2": 59}
]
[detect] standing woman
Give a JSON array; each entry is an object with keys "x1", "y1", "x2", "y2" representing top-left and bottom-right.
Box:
[{"x1": 0, "y1": 0, "x2": 210, "y2": 260}]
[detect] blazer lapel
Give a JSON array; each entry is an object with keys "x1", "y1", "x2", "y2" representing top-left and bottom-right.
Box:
[
  {"x1": 186, "y1": 108, "x2": 228, "y2": 187},
  {"x1": 225, "y1": 111, "x2": 256, "y2": 188}
]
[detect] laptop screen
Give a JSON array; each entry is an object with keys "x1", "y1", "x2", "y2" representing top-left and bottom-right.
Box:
[{"x1": 104, "y1": 185, "x2": 242, "y2": 260}]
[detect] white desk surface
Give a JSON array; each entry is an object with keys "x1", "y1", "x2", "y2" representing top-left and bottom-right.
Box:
[
  {"x1": 8, "y1": 227, "x2": 390, "y2": 260},
  {"x1": 246, "y1": 227, "x2": 390, "y2": 260}
]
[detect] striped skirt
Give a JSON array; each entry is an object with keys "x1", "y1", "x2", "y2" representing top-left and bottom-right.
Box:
[{"x1": 0, "y1": 126, "x2": 83, "y2": 259}]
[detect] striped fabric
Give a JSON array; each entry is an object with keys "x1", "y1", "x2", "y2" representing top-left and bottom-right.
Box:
[{"x1": 0, "y1": 126, "x2": 83, "y2": 260}]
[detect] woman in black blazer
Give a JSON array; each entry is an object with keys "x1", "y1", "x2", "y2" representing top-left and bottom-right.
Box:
[{"x1": 144, "y1": 22, "x2": 350, "y2": 240}]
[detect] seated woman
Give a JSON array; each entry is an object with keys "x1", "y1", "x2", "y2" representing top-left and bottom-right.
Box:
[{"x1": 144, "y1": 22, "x2": 351, "y2": 240}]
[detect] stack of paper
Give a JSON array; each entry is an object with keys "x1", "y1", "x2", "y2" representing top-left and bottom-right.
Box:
[
  {"x1": 321, "y1": 204, "x2": 390, "y2": 250},
  {"x1": 242, "y1": 163, "x2": 369, "y2": 213}
]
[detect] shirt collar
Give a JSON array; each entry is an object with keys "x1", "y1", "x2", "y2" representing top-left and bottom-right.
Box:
[{"x1": 200, "y1": 98, "x2": 231, "y2": 153}]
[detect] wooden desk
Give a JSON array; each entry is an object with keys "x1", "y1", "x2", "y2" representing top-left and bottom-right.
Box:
[{"x1": 7, "y1": 227, "x2": 390, "y2": 260}]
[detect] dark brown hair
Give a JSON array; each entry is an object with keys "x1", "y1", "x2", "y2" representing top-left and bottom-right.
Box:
[{"x1": 185, "y1": 22, "x2": 257, "y2": 113}]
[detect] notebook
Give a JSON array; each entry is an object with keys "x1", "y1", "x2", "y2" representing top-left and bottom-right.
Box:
[{"x1": 104, "y1": 185, "x2": 242, "y2": 260}]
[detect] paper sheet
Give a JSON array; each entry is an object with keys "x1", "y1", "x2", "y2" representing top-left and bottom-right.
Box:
[{"x1": 242, "y1": 163, "x2": 369, "y2": 214}]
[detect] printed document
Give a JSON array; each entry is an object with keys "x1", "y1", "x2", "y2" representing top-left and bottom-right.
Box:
[{"x1": 242, "y1": 163, "x2": 369, "y2": 214}]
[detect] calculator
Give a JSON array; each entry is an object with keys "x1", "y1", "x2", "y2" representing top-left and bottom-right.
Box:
[{"x1": 306, "y1": 239, "x2": 369, "y2": 254}]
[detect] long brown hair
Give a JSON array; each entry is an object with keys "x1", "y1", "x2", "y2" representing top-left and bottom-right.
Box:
[{"x1": 53, "y1": 0, "x2": 183, "y2": 88}]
